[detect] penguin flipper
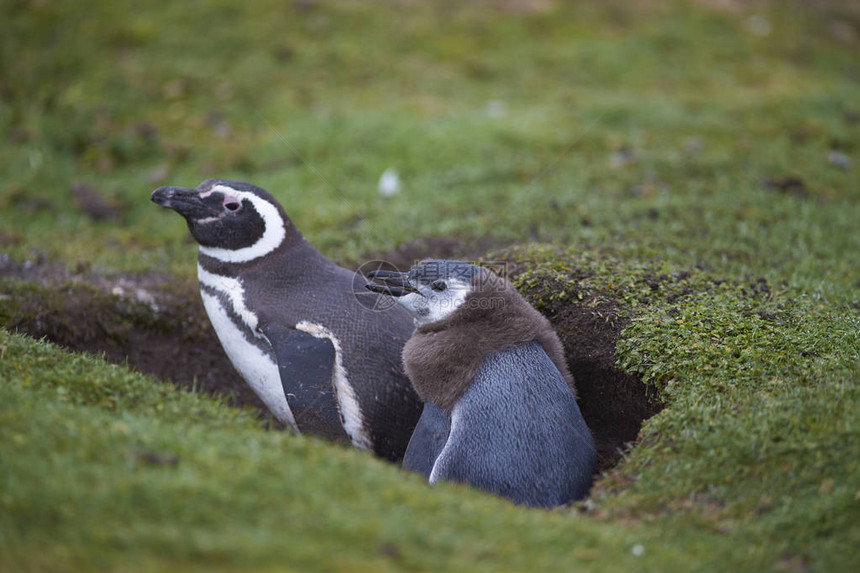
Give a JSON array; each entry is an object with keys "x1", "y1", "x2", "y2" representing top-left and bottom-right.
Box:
[
  {"x1": 264, "y1": 325, "x2": 350, "y2": 443},
  {"x1": 402, "y1": 403, "x2": 450, "y2": 478}
]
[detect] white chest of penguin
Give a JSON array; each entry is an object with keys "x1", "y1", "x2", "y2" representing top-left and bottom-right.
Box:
[{"x1": 196, "y1": 264, "x2": 297, "y2": 430}]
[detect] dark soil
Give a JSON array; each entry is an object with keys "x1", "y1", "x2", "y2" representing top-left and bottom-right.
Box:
[
  {"x1": 0, "y1": 252, "x2": 274, "y2": 423},
  {"x1": 1, "y1": 237, "x2": 662, "y2": 474}
]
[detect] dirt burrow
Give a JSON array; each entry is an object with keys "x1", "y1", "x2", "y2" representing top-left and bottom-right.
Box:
[
  {"x1": 0, "y1": 252, "x2": 271, "y2": 420},
  {"x1": 1, "y1": 240, "x2": 661, "y2": 472}
]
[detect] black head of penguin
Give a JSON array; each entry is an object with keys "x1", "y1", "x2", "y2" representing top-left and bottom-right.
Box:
[
  {"x1": 150, "y1": 178, "x2": 300, "y2": 255},
  {"x1": 368, "y1": 259, "x2": 575, "y2": 412}
]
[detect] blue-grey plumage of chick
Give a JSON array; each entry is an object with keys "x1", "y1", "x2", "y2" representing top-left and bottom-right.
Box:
[{"x1": 367, "y1": 259, "x2": 596, "y2": 507}]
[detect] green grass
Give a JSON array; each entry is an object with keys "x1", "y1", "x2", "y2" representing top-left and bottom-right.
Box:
[
  {"x1": 500, "y1": 244, "x2": 860, "y2": 570},
  {"x1": 2, "y1": 0, "x2": 858, "y2": 278},
  {"x1": 0, "y1": 330, "x2": 710, "y2": 572},
  {"x1": 2, "y1": 0, "x2": 860, "y2": 570}
]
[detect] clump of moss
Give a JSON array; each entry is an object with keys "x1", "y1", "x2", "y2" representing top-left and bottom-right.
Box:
[{"x1": 491, "y1": 243, "x2": 854, "y2": 403}]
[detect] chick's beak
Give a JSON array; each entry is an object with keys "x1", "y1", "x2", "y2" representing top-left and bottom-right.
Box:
[{"x1": 365, "y1": 270, "x2": 422, "y2": 297}]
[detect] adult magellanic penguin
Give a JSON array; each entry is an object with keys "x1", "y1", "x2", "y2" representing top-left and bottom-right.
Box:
[
  {"x1": 150, "y1": 178, "x2": 421, "y2": 461},
  {"x1": 368, "y1": 259, "x2": 596, "y2": 506}
]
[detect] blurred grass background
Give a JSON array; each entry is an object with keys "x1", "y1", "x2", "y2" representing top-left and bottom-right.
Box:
[
  {"x1": 2, "y1": 0, "x2": 860, "y2": 571},
  {"x1": 2, "y1": 0, "x2": 857, "y2": 283}
]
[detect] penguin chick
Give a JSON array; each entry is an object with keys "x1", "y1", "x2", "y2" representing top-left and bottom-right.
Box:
[
  {"x1": 367, "y1": 260, "x2": 596, "y2": 507},
  {"x1": 151, "y1": 179, "x2": 421, "y2": 461}
]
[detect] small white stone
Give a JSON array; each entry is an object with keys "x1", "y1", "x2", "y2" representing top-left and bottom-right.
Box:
[
  {"x1": 134, "y1": 288, "x2": 160, "y2": 313},
  {"x1": 29, "y1": 150, "x2": 43, "y2": 170},
  {"x1": 485, "y1": 100, "x2": 507, "y2": 118},
  {"x1": 378, "y1": 168, "x2": 400, "y2": 197},
  {"x1": 631, "y1": 544, "x2": 645, "y2": 557},
  {"x1": 748, "y1": 15, "x2": 771, "y2": 37}
]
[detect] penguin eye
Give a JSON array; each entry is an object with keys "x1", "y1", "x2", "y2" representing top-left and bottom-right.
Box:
[
  {"x1": 430, "y1": 280, "x2": 447, "y2": 292},
  {"x1": 224, "y1": 201, "x2": 242, "y2": 212}
]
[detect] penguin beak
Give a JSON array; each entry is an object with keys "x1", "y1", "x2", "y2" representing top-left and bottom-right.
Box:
[
  {"x1": 365, "y1": 270, "x2": 422, "y2": 297},
  {"x1": 151, "y1": 186, "x2": 216, "y2": 218}
]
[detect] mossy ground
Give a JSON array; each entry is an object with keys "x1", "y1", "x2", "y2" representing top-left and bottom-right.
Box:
[
  {"x1": 499, "y1": 244, "x2": 860, "y2": 570},
  {"x1": 2, "y1": 0, "x2": 860, "y2": 571}
]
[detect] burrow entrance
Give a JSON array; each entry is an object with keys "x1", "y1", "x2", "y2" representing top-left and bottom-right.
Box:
[
  {"x1": 511, "y1": 272, "x2": 664, "y2": 472},
  {"x1": 2, "y1": 240, "x2": 662, "y2": 473}
]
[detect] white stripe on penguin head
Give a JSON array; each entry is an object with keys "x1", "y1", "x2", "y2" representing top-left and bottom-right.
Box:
[{"x1": 197, "y1": 184, "x2": 287, "y2": 263}]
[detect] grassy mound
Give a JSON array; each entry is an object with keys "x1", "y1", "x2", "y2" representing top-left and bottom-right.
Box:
[
  {"x1": 0, "y1": 329, "x2": 688, "y2": 572},
  {"x1": 497, "y1": 244, "x2": 860, "y2": 570}
]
